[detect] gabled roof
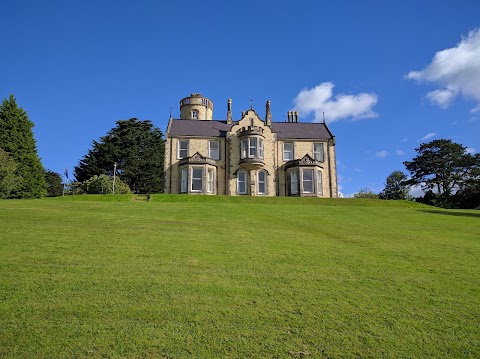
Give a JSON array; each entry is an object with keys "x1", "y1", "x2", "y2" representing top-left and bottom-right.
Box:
[{"x1": 167, "y1": 119, "x2": 334, "y2": 140}]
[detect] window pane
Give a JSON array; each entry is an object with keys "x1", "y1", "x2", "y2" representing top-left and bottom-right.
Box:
[
  {"x1": 179, "y1": 140, "x2": 188, "y2": 159},
  {"x1": 284, "y1": 143, "x2": 293, "y2": 161},
  {"x1": 181, "y1": 168, "x2": 188, "y2": 193},
  {"x1": 191, "y1": 168, "x2": 203, "y2": 191},
  {"x1": 317, "y1": 170, "x2": 323, "y2": 195},
  {"x1": 238, "y1": 171, "x2": 247, "y2": 194},
  {"x1": 207, "y1": 169, "x2": 214, "y2": 193},
  {"x1": 249, "y1": 138, "x2": 257, "y2": 157},
  {"x1": 314, "y1": 143, "x2": 324, "y2": 161},
  {"x1": 303, "y1": 169, "x2": 314, "y2": 193},
  {"x1": 258, "y1": 171, "x2": 266, "y2": 194},
  {"x1": 291, "y1": 171, "x2": 298, "y2": 195},
  {"x1": 259, "y1": 139, "x2": 264, "y2": 159},
  {"x1": 209, "y1": 141, "x2": 220, "y2": 160},
  {"x1": 241, "y1": 139, "x2": 248, "y2": 159}
]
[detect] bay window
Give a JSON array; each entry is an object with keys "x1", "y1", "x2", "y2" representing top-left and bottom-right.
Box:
[
  {"x1": 180, "y1": 168, "x2": 188, "y2": 193},
  {"x1": 240, "y1": 137, "x2": 264, "y2": 160},
  {"x1": 302, "y1": 169, "x2": 314, "y2": 193},
  {"x1": 191, "y1": 167, "x2": 204, "y2": 192}
]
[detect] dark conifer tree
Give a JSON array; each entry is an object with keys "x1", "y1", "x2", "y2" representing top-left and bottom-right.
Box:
[
  {"x1": 74, "y1": 118, "x2": 165, "y2": 193},
  {"x1": 0, "y1": 95, "x2": 46, "y2": 198}
]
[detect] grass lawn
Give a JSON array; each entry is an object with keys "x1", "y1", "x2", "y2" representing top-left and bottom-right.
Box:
[{"x1": 0, "y1": 195, "x2": 479, "y2": 358}]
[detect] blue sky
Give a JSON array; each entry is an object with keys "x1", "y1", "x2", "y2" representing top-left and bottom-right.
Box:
[{"x1": 1, "y1": 0, "x2": 479, "y2": 196}]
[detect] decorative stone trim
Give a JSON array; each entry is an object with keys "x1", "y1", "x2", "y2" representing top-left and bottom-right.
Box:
[
  {"x1": 284, "y1": 154, "x2": 323, "y2": 169},
  {"x1": 179, "y1": 151, "x2": 217, "y2": 166}
]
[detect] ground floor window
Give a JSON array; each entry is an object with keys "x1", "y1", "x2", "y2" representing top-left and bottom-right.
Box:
[
  {"x1": 258, "y1": 170, "x2": 267, "y2": 194},
  {"x1": 237, "y1": 170, "x2": 247, "y2": 194}
]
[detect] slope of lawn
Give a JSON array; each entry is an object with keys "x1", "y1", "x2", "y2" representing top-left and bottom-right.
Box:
[{"x1": 0, "y1": 195, "x2": 479, "y2": 358}]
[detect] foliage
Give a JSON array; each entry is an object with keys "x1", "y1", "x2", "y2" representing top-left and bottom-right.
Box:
[
  {"x1": 404, "y1": 139, "x2": 476, "y2": 196},
  {"x1": 0, "y1": 198, "x2": 478, "y2": 357},
  {"x1": 0, "y1": 149, "x2": 23, "y2": 198},
  {"x1": 74, "y1": 118, "x2": 164, "y2": 193},
  {"x1": 379, "y1": 170, "x2": 410, "y2": 200},
  {"x1": 0, "y1": 95, "x2": 46, "y2": 198},
  {"x1": 353, "y1": 187, "x2": 379, "y2": 199},
  {"x1": 73, "y1": 174, "x2": 131, "y2": 194},
  {"x1": 44, "y1": 170, "x2": 63, "y2": 197}
]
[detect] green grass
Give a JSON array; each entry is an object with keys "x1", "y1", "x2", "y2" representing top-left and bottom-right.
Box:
[{"x1": 0, "y1": 196, "x2": 479, "y2": 358}]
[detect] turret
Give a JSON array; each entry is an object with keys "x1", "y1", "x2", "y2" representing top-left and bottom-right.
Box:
[{"x1": 179, "y1": 93, "x2": 214, "y2": 120}]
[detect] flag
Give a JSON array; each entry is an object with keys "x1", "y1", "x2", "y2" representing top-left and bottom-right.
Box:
[{"x1": 64, "y1": 166, "x2": 69, "y2": 179}]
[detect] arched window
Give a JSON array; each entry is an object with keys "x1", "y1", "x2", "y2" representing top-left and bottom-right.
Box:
[
  {"x1": 237, "y1": 171, "x2": 247, "y2": 194},
  {"x1": 258, "y1": 171, "x2": 267, "y2": 194}
]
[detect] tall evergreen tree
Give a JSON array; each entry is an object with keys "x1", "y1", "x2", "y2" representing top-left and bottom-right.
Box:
[
  {"x1": 74, "y1": 118, "x2": 164, "y2": 193},
  {"x1": 0, "y1": 148, "x2": 23, "y2": 198},
  {"x1": 44, "y1": 169, "x2": 63, "y2": 197},
  {"x1": 0, "y1": 95, "x2": 46, "y2": 198}
]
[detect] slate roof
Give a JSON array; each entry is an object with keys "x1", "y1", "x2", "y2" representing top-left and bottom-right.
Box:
[{"x1": 167, "y1": 119, "x2": 334, "y2": 140}]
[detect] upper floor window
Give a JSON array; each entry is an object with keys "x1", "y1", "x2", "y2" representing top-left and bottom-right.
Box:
[
  {"x1": 178, "y1": 140, "x2": 189, "y2": 159},
  {"x1": 191, "y1": 110, "x2": 199, "y2": 119},
  {"x1": 258, "y1": 171, "x2": 267, "y2": 194},
  {"x1": 313, "y1": 143, "x2": 324, "y2": 162},
  {"x1": 283, "y1": 143, "x2": 294, "y2": 161},
  {"x1": 237, "y1": 170, "x2": 247, "y2": 194},
  {"x1": 241, "y1": 137, "x2": 264, "y2": 159},
  {"x1": 209, "y1": 140, "x2": 220, "y2": 160}
]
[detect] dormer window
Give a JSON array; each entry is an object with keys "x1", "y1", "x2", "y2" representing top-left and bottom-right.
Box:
[{"x1": 191, "y1": 110, "x2": 199, "y2": 119}]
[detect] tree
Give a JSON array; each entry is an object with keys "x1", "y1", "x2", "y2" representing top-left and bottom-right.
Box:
[
  {"x1": 0, "y1": 149, "x2": 23, "y2": 198},
  {"x1": 379, "y1": 171, "x2": 410, "y2": 200},
  {"x1": 44, "y1": 170, "x2": 63, "y2": 197},
  {"x1": 354, "y1": 187, "x2": 378, "y2": 199},
  {"x1": 74, "y1": 118, "x2": 164, "y2": 193},
  {"x1": 404, "y1": 139, "x2": 476, "y2": 196},
  {"x1": 0, "y1": 95, "x2": 46, "y2": 198},
  {"x1": 73, "y1": 175, "x2": 131, "y2": 194}
]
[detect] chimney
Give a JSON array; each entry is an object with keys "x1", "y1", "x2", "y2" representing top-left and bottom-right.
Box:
[
  {"x1": 227, "y1": 98, "x2": 232, "y2": 124},
  {"x1": 295, "y1": 111, "x2": 299, "y2": 123},
  {"x1": 265, "y1": 100, "x2": 272, "y2": 126}
]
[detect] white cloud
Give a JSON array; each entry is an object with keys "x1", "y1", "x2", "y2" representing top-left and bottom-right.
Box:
[
  {"x1": 395, "y1": 149, "x2": 405, "y2": 156},
  {"x1": 407, "y1": 28, "x2": 480, "y2": 111},
  {"x1": 376, "y1": 150, "x2": 389, "y2": 158},
  {"x1": 409, "y1": 184, "x2": 425, "y2": 198},
  {"x1": 293, "y1": 82, "x2": 378, "y2": 122},
  {"x1": 418, "y1": 132, "x2": 437, "y2": 142},
  {"x1": 466, "y1": 147, "x2": 476, "y2": 154}
]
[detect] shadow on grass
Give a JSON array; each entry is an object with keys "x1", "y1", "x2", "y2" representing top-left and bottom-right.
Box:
[{"x1": 418, "y1": 209, "x2": 480, "y2": 218}]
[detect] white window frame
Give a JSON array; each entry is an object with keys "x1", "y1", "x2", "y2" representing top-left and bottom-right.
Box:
[
  {"x1": 302, "y1": 169, "x2": 314, "y2": 194},
  {"x1": 178, "y1": 140, "x2": 189, "y2": 159},
  {"x1": 249, "y1": 137, "x2": 257, "y2": 157},
  {"x1": 283, "y1": 143, "x2": 294, "y2": 161},
  {"x1": 191, "y1": 110, "x2": 199, "y2": 119},
  {"x1": 209, "y1": 140, "x2": 220, "y2": 160},
  {"x1": 241, "y1": 139, "x2": 248, "y2": 159},
  {"x1": 237, "y1": 171, "x2": 247, "y2": 194},
  {"x1": 180, "y1": 167, "x2": 188, "y2": 193},
  {"x1": 317, "y1": 170, "x2": 323, "y2": 195},
  {"x1": 258, "y1": 138, "x2": 264, "y2": 159},
  {"x1": 207, "y1": 168, "x2": 214, "y2": 193},
  {"x1": 313, "y1": 143, "x2": 324, "y2": 162},
  {"x1": 190, "y1": 167, "x2": 204, "y2": 192},
  {"x1": 290, "y1": 171, "x2": 299, "y2": 195},
  {"x1": 240, "y1": 137, "x2": 264, "y2": 159},
  {"x1": 258, "y1": 171, "x2": 267, "y2": 195}
]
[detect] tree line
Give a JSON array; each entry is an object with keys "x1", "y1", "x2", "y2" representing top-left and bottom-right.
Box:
[
  {"x1": 1, "y1": 94, "x2": 478, "y2": 208},
  {"x1": 0, "y1": 95, "x2": 165, "y2": 198}
]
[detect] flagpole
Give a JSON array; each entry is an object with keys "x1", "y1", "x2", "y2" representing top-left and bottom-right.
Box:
[{"x1": 112, "y1": 162, "x2": 117, "y2": 194}]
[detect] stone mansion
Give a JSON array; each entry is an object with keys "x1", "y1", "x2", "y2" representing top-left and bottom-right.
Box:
[{"x1": 164, "y1": 93, "x2": 338, "y2": 197}]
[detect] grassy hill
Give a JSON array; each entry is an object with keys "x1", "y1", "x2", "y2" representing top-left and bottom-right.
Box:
[{"x1": 0, "y1": 195, "x2": 479, "y2": 357}]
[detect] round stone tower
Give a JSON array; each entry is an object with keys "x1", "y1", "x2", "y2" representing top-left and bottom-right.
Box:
[{"x1": 179, "y1": 93, "x2": 214, "y2": 120}]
